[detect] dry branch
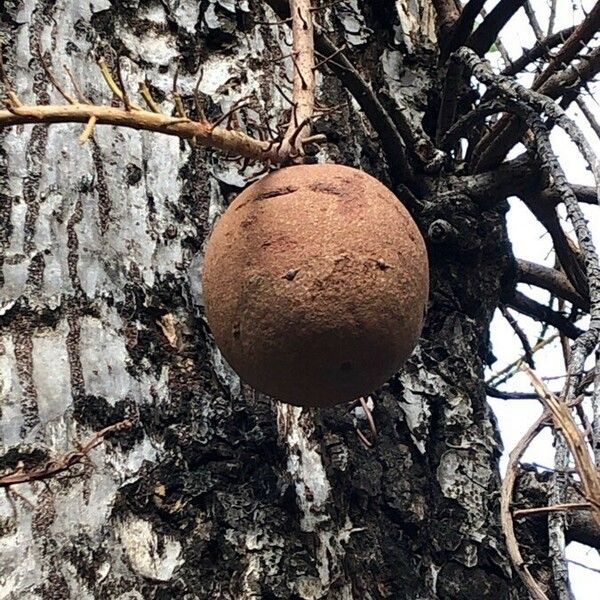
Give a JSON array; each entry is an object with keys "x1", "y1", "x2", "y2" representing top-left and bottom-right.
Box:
[
  {"x1": 263, "y1": 0, "x2": 425, "y2": 188},
  {"x1": 455, "y1": 50, "x2": 600, "y2": 350},
  {"x1": 500, "y1": 305, "x2": 535, "y2": 367},
  {"x1": 524, "y1": 197, "x2": 589, "y2": 300},
  {"x1": 513, "y1": 502, "x2": 591, "y2": 517},
  {"x1": 501, "y1": 410, "x2": 554, "y2": 600},
  {"x1": 0, "y1": 103, "x2": 280, "y2": 161},
  {"x1": 517, "y1": 259, "x2": 589, "y2": 311},
  {"x1": 277, "y1": 0, "x2": 316, "y2": 161},
  {"x1": 486, "y1": 333, "x2": 558, "y2": 388},
  {"x1": 441, "y1": 0, "x2": 486, "y2": 60},
  {"x1": 507, "y1": 292, "x2": 583, "y2": 340},
  {"x1": 467, "y1": 0, "x2": 526, "y2": 56},
  {"x1": 524, "y1": 367, "x2": 600, "y2": 525},
  {"x1": 502, "y1": 26, "x2": 576, "y2": 77},
  {"x1": 472, "y1": 12, "x2": 600, "y2": 172},
  {"x1": 534, "y1": 3, "x2": 600, "y2": 92}
]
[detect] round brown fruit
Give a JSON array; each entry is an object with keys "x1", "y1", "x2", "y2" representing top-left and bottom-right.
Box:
[{"x1": 202, "y1": 163, "x2": 429, "y2": 407}]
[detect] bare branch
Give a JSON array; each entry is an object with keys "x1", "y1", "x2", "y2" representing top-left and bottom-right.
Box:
[
  {"x1": 442, "y1": 0, "x2": 486, "y2": 60},
  {"x1": 455, "y1": 50, "x2": 600, "y2": 358},
  {"x1": 576, "y1": 96, "x2": 600, "y2": 143},
  {"x1": 517, "y1": 259, "x2": 589, "y2": 312},
  {"x1": 500, "y1": 305, "x2": 535, "y2": 367},
  {"x1": 523, "y1": 1, "x2": 544, "y2": 41},
  {"x1": 0, "y1": 103, "x2": 280, "y2": 161},
  {"x1": 524, "y1": 368, "x2": 600, "y2": 524},
  {"x1": 593, "y1": 350, "x2": 600, "y2": 464},
  {"x1": 37, "y1": 50, "x2": 77, "y2": 105},
  {"x1": 467, "y1": 0, "x2": 526, "y2": 57},
  {"x1": 486, "y1": 333, "x2": 559, "y2": 388},
  {"x1": 534, "y1": 3, "x2": 600, "y2": 92},
  {"x1": 524, "y1": 198, "x2": 589, "y2": 300},
  {"x1": 507, "y1": 292, "x2": 583, "y2": 340},
  {"x1": 139, "y1": 80, "x2": 162, "y2": 114},
  {"x1": 502, "y1": 410, "x2": 554, "y2": 600},
  {"x1": 502, "y1": 26, "x2": 577, "y2": 77},
  {"x1": 98, "y1": 57, "x2": 141, "y2": 110},
  {"x1": 486, "y1": 386, "x2": 546, "y2": 400},
  {"x1": 547, "y1": 0, "x2": 557, "y2": 36},
  {"x1": 474, "y1": 11, "x2": 600, "y2": 171},
  {"x1": 514, "y1": 502, "x2": 591, "y2": 517},
  {"x1": 262, "y1": 0, "x2": 437, "y2": 188}
]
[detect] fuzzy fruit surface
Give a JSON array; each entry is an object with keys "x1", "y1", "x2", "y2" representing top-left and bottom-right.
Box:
[{"x1": 202, "y1": 164, "x2": 429, "y2": 407}]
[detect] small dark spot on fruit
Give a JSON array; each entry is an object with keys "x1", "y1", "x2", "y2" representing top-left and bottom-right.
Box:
[
  {"x1": 283, "y1": 268, "x2": 300, "y2": 281},
  {"x1": 233, "y1": 323, "x2": 241, "y2": 339},
  {"x1": 376, "y1": 258, "x2": 392, "y2": 270}
]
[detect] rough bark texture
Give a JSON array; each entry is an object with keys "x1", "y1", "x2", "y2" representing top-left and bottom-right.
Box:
[{"x1": 0, "y1": 1, "x2": 522, "y2": 598}]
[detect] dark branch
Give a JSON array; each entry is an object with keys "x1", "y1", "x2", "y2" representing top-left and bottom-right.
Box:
[
  {"x1": 523, "y1": 1, "x2": 543, "y2": 41},
  {"x1": 486, "y1": 385, "x2": 545, "y2": 400},
  {"x1": 501, "y1": 305, "x2": 535, "y2": 367},
  {"x1": 524, "y1": 197, "x2": 590, "y2": 300},
  {"x1": 502, "y1": 26, "x2": 577, "y2": 77},
  {"x1": 507, "y1": 292, "x2": 583, "y2": 340},
  {"x1": 517, "y1": 259, "x2": 589, "y2": 312},
  {"x1": 467, "y1": 0, "x2": 527, "y2": 56},
  {"x1": 474, "y1": 33, "x2": 600, "y2": 171},
  {"x1": 448, "y1": 152, "x2": 598, "y2": 210},
  {"x1": 534, "y1": 2, "x2": 600, "y2": 91},
  {"x1": 576, "y1": 97, "x2": 600, "y2": 143},
  {"x1": 441, "y1": 0, "x2": 486, "y2": 60}
]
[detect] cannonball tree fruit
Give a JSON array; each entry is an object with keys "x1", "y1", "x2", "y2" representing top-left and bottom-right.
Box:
[{"x1": 202, "y1": 163, "x2": 429, "y2": 407}]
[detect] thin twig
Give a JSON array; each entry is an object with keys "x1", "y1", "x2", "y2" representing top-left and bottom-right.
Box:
[
  {"x1": 63, "y1": 64, "x2": 89, "y2": 103},
  {"x1": 523, "y1": 1, "x2": 544, "y2": 41},
  {"x1": 502, "y1": 26, "x2": 577, "y2": 77},
  {"x1": 513, "y1": 502, "x2": 591, "y2": 517},
  {"x1": 37, "y1": 50, "x2": 77, "y2": 104},
  {"x1": 79, "y1": 115, "x2": 97, "y2": 144},
  {"x1": 501, "y1": 410, "x2": 553, "y2": 600},
  {"x1": 0, "y1": 103, "x2": 281, "y2": 161},
  {"x1": 139, "y1": 80, "x2": 162, "y2": 114},
  {"x1": 98, "y1": 58, "x2": 141, "y2": 111},
  {"x1": 0, "y1": 419, "x2": 133, "y2": 487},
  {"x1": 524, "y1": 367, "x2": 600, "y2": 522},
  {"x1": 500, "y1": 305, "x2": 535, "y2": 367},
  {"x1": 487, "y1": 333, "x2": 559, "y2": 387},
  {"x1": 576, "y1": 96, "x2": 600, "y2": 142}
]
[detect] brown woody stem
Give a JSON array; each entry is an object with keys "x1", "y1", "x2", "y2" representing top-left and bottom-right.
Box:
[
  {"x1": 0, "y1": 103, "x2": 280, "y2": 161},
  {"x1": 279, "y1": 0, "x2": 315, "y2": 161}
]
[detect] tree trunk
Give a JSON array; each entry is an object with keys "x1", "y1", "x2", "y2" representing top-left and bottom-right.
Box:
[{"x1": 0, "y1": 1, "x2": 527, "y2": 598}]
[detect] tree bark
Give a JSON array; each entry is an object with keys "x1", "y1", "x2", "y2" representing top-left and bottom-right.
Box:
[{"x1": 0, "y1": 1, "x2": 532, "y2": 598}]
